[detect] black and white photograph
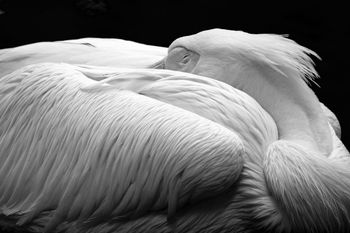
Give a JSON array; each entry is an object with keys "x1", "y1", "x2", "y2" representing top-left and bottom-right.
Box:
[{"x1": 0, "y1": 1, "x2": 349, "y2": 232}]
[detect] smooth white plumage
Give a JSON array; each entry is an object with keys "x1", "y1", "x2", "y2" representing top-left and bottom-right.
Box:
[
  {"x1": 0, "y1": 37, "x2": 166, "y2": 77},
  {"x1": 0, "y1": 29, "x2": 348, "y2": 233}
]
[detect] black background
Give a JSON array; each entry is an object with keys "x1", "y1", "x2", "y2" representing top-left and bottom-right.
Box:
[{"x1": 0, "y1": 0, "x2": 349, "y2": 149}]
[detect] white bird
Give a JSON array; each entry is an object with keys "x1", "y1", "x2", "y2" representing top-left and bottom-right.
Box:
[
  {"x1": 0, "y1": 29, "x2": 348, "y2": 233},
  {"x1": 0, "y1": 35, "x2": 341, "y2": 138}
]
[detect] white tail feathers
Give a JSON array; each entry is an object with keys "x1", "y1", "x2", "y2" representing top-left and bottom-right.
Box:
[{"x1": 264, "y1": 140, "x2": 350, "y2": 233}]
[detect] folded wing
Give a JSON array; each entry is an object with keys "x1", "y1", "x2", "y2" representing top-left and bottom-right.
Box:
[{"x1": 0, "y1": 63, "x2": 247, "y2": 232}]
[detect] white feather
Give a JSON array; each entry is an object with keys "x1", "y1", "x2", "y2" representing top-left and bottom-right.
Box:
[{"x1": 0, "y1": 29, "x2": 348, "y2": 233}]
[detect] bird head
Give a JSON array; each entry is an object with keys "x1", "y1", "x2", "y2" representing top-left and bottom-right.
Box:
[{"x1": 157, "y1": 28, "x2": 319, "y2": 88}]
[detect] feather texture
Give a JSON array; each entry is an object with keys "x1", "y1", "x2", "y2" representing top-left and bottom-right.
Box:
[
  {"x1": 1, "y1": 63, "x2": 266, "y2": 232},
  {"x1": 0, "y1": 29, "x2": 348, "y2": 233},
  {"x1": 165, "y1": 28, "x2": 350, "y2": 233}
]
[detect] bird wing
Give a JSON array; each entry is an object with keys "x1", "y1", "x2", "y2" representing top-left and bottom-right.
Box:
[
  {"x1": 78, "y1": 65, "x2": 278, "y2": 155},
  {"x1": 0, "y1": 38, "x2": 167, "y2": 77},
  {"x1": 0, "y1": 63, "x2": 248, "y2": 232}
]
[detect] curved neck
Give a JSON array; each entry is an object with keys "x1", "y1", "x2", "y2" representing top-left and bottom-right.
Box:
[{"x1": 232, "y1": 65, "x2": 333, "y2": 155}]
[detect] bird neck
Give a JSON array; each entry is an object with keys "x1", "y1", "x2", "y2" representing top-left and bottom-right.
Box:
[{"x1": 232, "y1": 65, "x2": 333, "y2": 155}]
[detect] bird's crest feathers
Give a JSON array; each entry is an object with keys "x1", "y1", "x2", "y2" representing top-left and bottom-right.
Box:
[
  {"x1": 184, "y1": 29, "x2": 321, "y2": 85},
  {"x1": 228, "y1": 31, "x2": 321, "y2": 85}
]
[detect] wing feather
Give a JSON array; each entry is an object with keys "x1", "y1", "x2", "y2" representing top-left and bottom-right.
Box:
[{"x1": 0, "y1": 63, "x2": 244, "y2": 232}]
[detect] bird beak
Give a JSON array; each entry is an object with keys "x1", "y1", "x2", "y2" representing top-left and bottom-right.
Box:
[{"x1": 149, "y1": 58, "x2": 165, "y2": 69}]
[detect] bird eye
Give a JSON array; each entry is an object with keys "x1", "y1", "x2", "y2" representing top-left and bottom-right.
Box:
[
  {"x1": 181, "y1": 54, "x2": 190, "y2": 65},
  {"x1": 165, "y1": 47, "x2": 199, "y2": 72}
]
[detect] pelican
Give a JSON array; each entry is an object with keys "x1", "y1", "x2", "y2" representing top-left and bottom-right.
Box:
[
  {"x1": 0, "y1": 29, "x2": 349, "y2": 233},
  {"x1": 0, "y1": 34, "x2": 341, "y2": 138}
]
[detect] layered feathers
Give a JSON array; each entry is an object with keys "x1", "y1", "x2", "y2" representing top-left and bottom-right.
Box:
[
  {"x1": 167, "y1": 29, "x2": 350, "y2": 232},
  {"x1": 0, "y1": 29, "x2": 349, "y2": 233},
  {"x1": 0, "y1": 63, "x2": 273, "y2": 232}
]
